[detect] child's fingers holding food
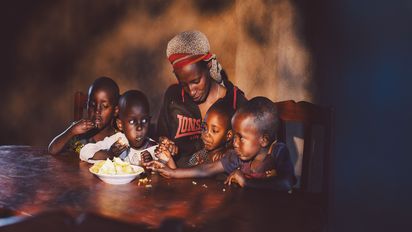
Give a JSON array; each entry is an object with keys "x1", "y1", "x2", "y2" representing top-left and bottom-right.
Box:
[
  {"x1": 145, "y1": 160, "x2": 165, "y2": 170},
  {"x1": 140, "y1": 150, "x2": 153, "y2": 164}
]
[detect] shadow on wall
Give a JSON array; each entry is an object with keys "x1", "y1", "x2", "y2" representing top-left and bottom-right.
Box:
[{"x1": 0, "y1": 0, "x2": 312, "y2": 146}]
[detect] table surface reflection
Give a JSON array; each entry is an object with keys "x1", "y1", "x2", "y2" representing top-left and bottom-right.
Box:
[{"x1": 0, "y1": 146, "x2": 325, "y2": 231}]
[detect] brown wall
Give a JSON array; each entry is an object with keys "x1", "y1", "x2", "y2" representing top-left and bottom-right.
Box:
[{"x1": 0, "y1": 0, "x2": 312, "y2": 146}]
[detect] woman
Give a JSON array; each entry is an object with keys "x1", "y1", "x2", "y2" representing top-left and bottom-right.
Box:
[{"x1": 157, "y1": 30, "x2": 247, "y2": 167}]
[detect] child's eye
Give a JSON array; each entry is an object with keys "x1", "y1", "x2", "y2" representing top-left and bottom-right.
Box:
[
  {"x1": 234, "y1": 134, "x2": 244, "y2": 142},
  {"x1": 201, "y1": 123, "x2": 207, "y2": 133},
  {"x1": 141, "y1": 118, "x2": 148, "y2": 125},
  {"x1": 129, "y1": 119, "x2": 135, "y2": 125}
]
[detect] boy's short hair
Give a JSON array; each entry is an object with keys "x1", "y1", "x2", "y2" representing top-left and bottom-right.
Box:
[
  {"x1": 236, "y1": 97, "x2": 279, "y2": 142},
  {"x1": 118, "y1": 90, "x2": 150, "y2": 118},
  {"x1": 88, "y1": 76, "x2": 120, "y2": 105},
  {"x1": 208, "y1": 99, "x2": 235, "y2": 129}
]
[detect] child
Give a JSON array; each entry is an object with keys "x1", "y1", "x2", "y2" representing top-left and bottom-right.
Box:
[
  {"x1": 79, "y1": 90, "x2": 157, "y2": 164},
  {"x1": 158, "y1": 99, "x2": 234, "y2": 169},
  {"x1": 48, "y1": 77, "x2": 119, "y2": 155},
  {"x1": 148, "y1": 97, "x2": 296, "y2": 191}
]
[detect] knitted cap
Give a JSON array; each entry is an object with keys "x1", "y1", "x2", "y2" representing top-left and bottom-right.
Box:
[
  {"x1": 166, "y1": 30, "x2": 223, "y2": 83},
  {"x1": 166, "y1": 30, "x2": 210, "y2": 58}
]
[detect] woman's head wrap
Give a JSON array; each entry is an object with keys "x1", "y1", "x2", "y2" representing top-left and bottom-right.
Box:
[{"x1": 166, "y1": 30, "x2": 223, "y2": 83}]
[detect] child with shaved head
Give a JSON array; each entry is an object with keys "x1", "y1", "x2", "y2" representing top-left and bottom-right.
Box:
[
  {"x1": 149, "y1": 97, "x2": 296, "y2": 191},
  {"x1": 80, "y1": 90, "x2": 157, "y2": 164},
  {"x1": 48, "y1": 76, "x2": 119, "y2": 155},
  {"x1": 157, "y1": 99, "x2": 235, "y2": 169}
]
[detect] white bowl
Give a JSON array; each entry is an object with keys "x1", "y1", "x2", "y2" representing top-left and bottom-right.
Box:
[{"x1": 89, "y1": 165, "x2": 144, "y2": 185}]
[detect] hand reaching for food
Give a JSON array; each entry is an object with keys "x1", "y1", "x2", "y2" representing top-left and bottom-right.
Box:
[
  {"x1": 145, "y1": 160, "x2": 175, "y2": 178},
  {"x1": 157, "y1": 136, "x2": 178, "y2": 156}
]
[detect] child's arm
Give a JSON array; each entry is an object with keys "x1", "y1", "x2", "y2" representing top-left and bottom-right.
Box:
[
  {"x1": 226, "y1": 144, "x2": 296, "y2": 191},
  {"x1": 79, "y1": 133, "x2": 125, "y2": 161},
  {"x1": 92, "y1": 142, "x2": 128, "y2": 160},
  {"x1": 146, "y1": 160, "x2": 225, "y2": 178},
  {"x1": 91, "y1": 150, "x2": 113, "y2": 160},
  {"x1": 225, "y1": 170, "x2": 294, "y2": 191},
  {"x1": 48, "y1": 119, "x2": 95, "y2": 155}
]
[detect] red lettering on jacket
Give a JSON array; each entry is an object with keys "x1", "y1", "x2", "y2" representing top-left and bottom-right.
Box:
[{"x1": 175, "y1": 114, "x2": 201, "y2": 139}]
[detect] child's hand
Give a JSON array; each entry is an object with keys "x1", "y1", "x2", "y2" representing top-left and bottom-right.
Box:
[
  {"x1": 154, "y1": 148, "x2": 172, "y2": 163},
  {"x1": 225, "y1": 170, "x2": 246, "y2": 187},
  {"x1": 140, "y1": 150, "x2": 153, "y2": 165},
  {"x1": 108, "y1": 140, "x2": 128, "y2": 158},
  {"x1": 158, "y1": 137, "x2": 178, "y2": 156},
  {"x1": 145, "y1": 160, "x2": 175, "y2": 178},
  {"x1": 69, "y1": 119, "x2": 95, "y2": 135}
]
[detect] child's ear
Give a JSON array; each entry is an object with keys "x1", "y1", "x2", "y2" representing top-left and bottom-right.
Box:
[
  {"x1": 116, "y1": 118, "x2": 123, "y2": 132},
  {"x1": 226, "y1": 130, "x2": 233, "y2": 142},
  {"x1": 114, "y1": 106, "x2": 119, "y2": 117},
  {"x1": 260, "y1": 134, "x2": 270, "y2": 148}
]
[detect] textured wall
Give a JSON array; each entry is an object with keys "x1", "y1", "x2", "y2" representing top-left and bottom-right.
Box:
[{"x1": 0, "y1": 0, "x2": 311, "y2": 146}]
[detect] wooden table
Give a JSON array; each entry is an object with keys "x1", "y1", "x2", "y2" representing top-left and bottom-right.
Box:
[{"x1": 0, "y1": 146, "x2": 326, "y2": 232}]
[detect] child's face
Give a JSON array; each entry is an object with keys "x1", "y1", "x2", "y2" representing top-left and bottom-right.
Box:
[
  {"x1": 174, "y1": 62, "x2": 211, "y2": 103},
  {"x1": 201, "y1": 110, "x2": 230, "y2": 151},
  {"x1": 117, "y1": 104, "x2": 150, "y2": 149},
  {"x1": 232, "y1": 113, "x2": 262, "y2": 161},
  {"x1": 87, "y1": 89, "x2": 116, "y2": 130}
]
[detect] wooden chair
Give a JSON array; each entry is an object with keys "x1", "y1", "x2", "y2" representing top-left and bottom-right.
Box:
[
  {"x1": 275, "y1": 100, "x2": 333, "y2": 207},
  {"x1": 74, "y1": 91, "x2": 87, "y2": 121}
]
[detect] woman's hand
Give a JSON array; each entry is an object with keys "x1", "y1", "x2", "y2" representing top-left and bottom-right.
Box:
[
  {"x1": 224, "y1": 169, "x2": 246, "y2": 187},
  {"x1": 69, "y1": 119, "x2": 95, "y2": 135},
  {"x1": 145, "y1": 160, "x2": 175, "y2": 178}
]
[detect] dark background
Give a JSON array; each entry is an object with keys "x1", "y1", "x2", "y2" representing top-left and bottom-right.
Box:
[
  {"x1": 296, "y1": 0, "x2": 412, "y2": 231},
  {"x1": 1, "y1": 0, "x2": 411, "y2": 231},
  {"x1": 0, "y1": 0, "x2": 313, "y2": 146}
]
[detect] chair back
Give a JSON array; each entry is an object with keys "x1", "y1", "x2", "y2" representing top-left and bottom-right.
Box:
[
  {"x1": 74, "y1": 91, "x2": 87, "y2": 121},
  {"x1": 275, "y1": 100, "x2": 333, "y2": 204}
]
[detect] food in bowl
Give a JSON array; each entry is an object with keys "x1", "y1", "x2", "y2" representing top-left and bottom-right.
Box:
[
  {"x1": 90, "y1": 157, "x2": 136, "y2": 175},
  {"x1": 89, "y1": 158, "x2": 144, "y2": 184}
]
